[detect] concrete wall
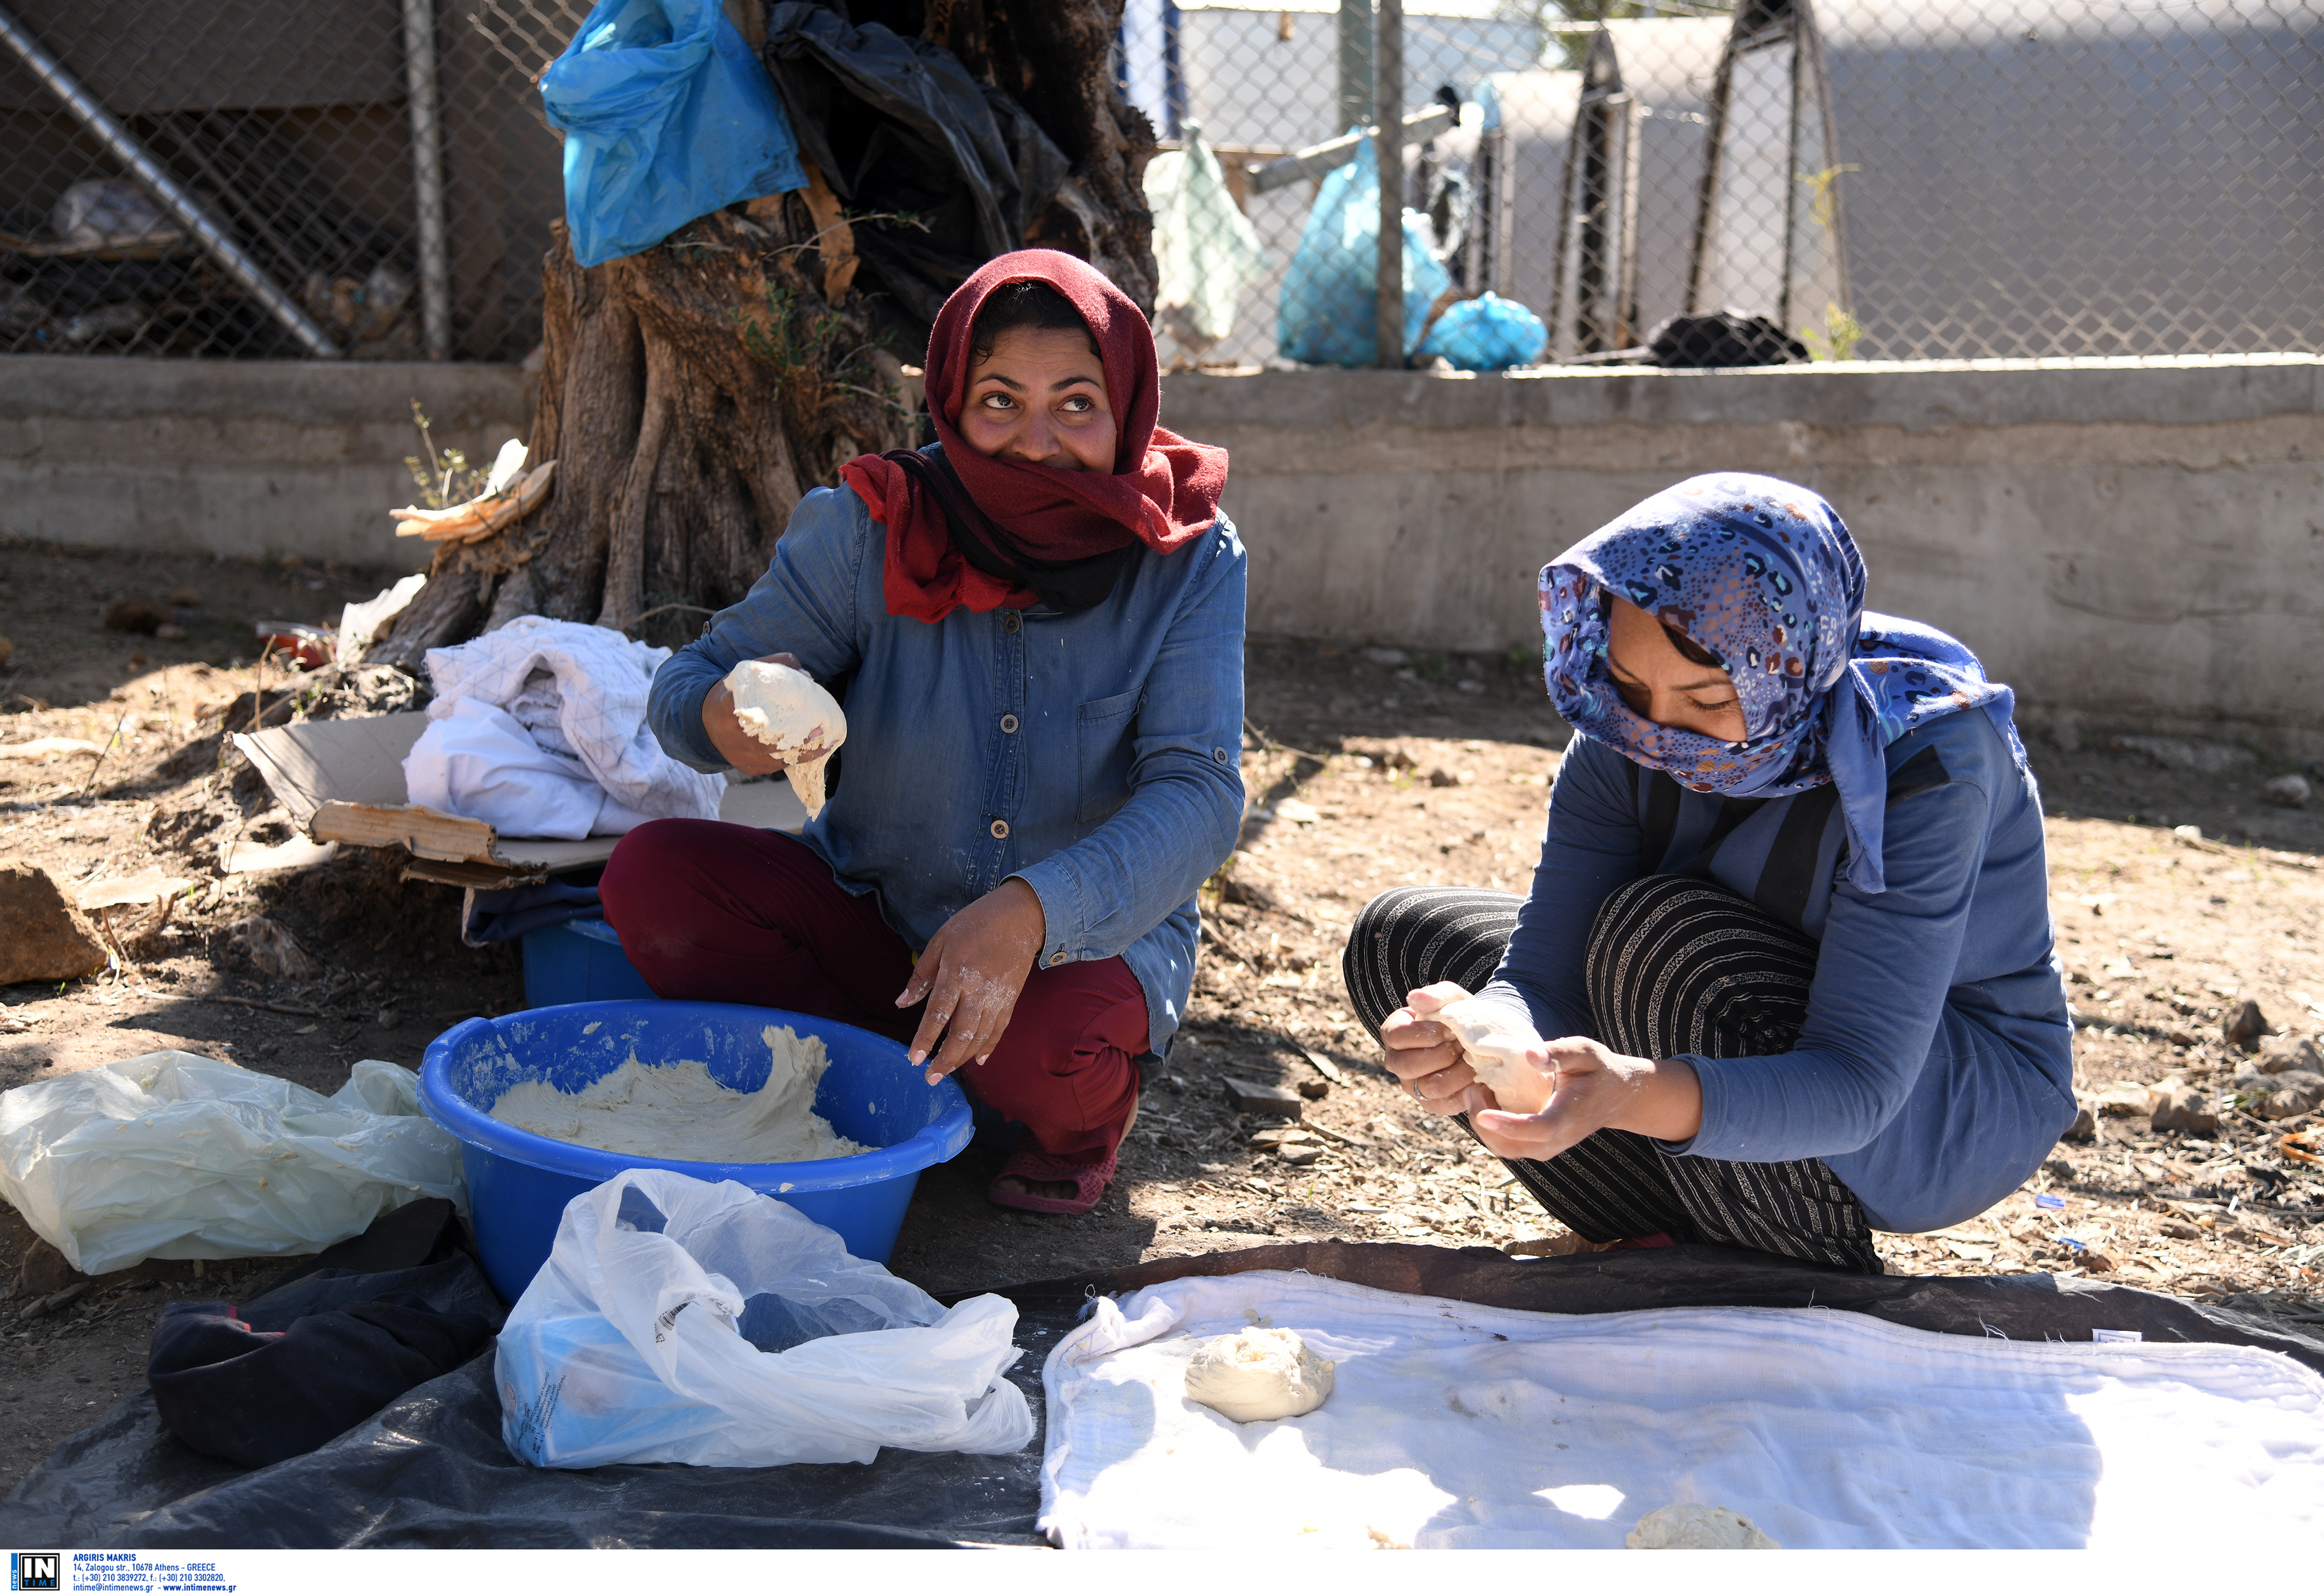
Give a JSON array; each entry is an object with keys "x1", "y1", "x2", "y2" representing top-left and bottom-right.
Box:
[
  {"x1": 1161, "y1": 354, "x2": 2324, "y2": 758},
  {"x1": 5, "y1": 351, "x2": 2319, "y2": 755},
  {"x1": 0, "y1": 357, "x2": 532, "y2": 571}
]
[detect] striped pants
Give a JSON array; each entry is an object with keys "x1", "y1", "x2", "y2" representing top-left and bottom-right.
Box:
[{"x1": 1343, "y1": 876, "x2": 1881, "y2": 1274}]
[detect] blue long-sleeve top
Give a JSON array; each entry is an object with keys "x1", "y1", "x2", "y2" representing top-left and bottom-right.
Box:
[
  {"x1": 1467, "y1": 705, "x2": 2076, "y2": 1233},
  {"x1": 644, "y1": 474, "x2": 1248, "y2": 1055}
]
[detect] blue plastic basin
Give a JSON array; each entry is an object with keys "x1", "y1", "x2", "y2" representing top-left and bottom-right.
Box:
[
  {"x1": 420, "y1": 1000, "x2": 969, "y2": 1302},
  {"x1": 520, "y1": 916, "x2": 655, "y2": 1008}
]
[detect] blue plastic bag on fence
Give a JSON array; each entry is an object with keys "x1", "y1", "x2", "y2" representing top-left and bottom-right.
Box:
[
  {"x1": 542, "y1": 0, "x2": 807, "y2": 269},
  {"x1": 1419, "y1": 291, "x2": 1547, "y2": 371},
  {"x1": 1276, "y1": 134, "x2": 1451, "y2": 367}
]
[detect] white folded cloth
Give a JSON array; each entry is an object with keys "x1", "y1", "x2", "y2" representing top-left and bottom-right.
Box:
[{"x1": 403, "y1": 615, "x2": 722, "y2": 839}]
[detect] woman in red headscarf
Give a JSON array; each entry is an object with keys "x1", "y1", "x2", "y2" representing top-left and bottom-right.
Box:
[{"x1": 603, "y1": 251, "x2": 1246, "y2": 1215}]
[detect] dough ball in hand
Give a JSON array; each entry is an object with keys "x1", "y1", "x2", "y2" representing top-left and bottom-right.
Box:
[
  {"x1": 1626, "y1": 1503, "x2": 1781, "y2": 1549},
  {"x1": 724, "y1": 659, "x2": 847, "y2": 819},
  {"x1": 1426, "y1": 994, "x2": 1555, "y2": 1115},
  {"x1": 1184, "y1": 1327, "x2": 1335, "y2": 1423}
]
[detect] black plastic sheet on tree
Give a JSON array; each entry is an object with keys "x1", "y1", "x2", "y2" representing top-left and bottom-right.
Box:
[
  {"x1": 4, "y1": 1239, "x2": 2319, "y2": 1549},
  {"x1": 761, "y1": 2, "x2": 1069, "y2": 336}
]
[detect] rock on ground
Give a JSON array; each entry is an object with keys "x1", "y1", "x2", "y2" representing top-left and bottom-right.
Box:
[{"x1": 0, "y1": 859, "x2": 106, "y2": 983}]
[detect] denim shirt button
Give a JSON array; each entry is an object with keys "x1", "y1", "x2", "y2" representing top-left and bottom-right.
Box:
[
  {"x1": 1212, "y1": 747, "x2": 1230, "y2": 763},
  {"x1": 1000, "y1": 714, "x2": 1020, "y2": 734},
  {"x1": 1048, "y1": 951, "x2": 1067, "y2": 967},
  {"x1": 1003, "y1": 611, "x2": 1022, "y2": 634},
  {"x1": 989, "y1": 819, "x2": 1009, "y2": 839}
]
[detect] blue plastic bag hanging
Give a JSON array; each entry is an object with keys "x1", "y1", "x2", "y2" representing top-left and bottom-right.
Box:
[
  {"x1": 1276, "y1": 133, "x2": 1450, "y2": 368},
  {"x1": 543, "y1": 0, "x2": 808, "y2": 269}
]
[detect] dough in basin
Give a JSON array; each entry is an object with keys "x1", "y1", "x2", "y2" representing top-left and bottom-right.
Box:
[
  {"x1": 725, "y1": 659, "x2": 847, "y2": 819},
  {"x1": 1183, "y1": 1327, "x2": 1335, "y2": 1423},
  {"x1": 1626, "y1": 1503, "x2": 1781, "y2": 1549}
]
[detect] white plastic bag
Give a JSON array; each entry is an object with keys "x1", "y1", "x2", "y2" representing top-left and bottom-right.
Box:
[
  {"x1": 496, "y1": 1168, "x2": 1036, "y2": 1469},
  {"x1": 0, "y1": 1052, "x2": 466, "y2": 1275}
]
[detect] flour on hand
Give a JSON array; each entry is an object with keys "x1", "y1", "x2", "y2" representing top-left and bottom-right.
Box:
[
  {"x1": 488, "y1": 1024, "x2": 869, "y2": 1164},
  {"x1": 1409, "y1": 989, "x2": 1556, "y2": 1114},
  {"x1": 724, "y1": 659, "x2": 847, "y2": 819},
  {"x1": 1183, "y1": 1326, "x2": 1336, "y2": 1423},
  {"x1": 1626, "y1": 1503, "x2": 1782, "y2": 1549}
]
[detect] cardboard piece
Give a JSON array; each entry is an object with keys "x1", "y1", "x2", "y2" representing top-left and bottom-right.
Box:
[{"x1": 232, "y1": 712, "x2": 802, "y2": 886}]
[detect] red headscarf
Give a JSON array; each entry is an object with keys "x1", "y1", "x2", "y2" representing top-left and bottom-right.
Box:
[{"x1": 839, "y1": 249, "x2": 1229, "y2": 623}]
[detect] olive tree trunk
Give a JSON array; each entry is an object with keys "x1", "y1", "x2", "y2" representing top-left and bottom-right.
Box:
[{"x1": 372, "y1": 0, "x2": 1157, "y2": 665}]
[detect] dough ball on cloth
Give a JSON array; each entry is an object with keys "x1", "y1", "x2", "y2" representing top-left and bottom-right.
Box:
[
  {"x1": 724, "y1": 660, "x2": 847, "y2": 819},
  {"x1": 1627, "y1": 1503, "x2": 1781, "y2": 1549},
  {"x1": 1184, "y1": 1326, "x2": 1336, "y2": 1423}
]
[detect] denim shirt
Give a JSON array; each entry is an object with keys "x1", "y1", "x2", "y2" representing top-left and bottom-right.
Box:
[{"x1": 646, "y1": 474, "x2": 1248, "y2": 1055}]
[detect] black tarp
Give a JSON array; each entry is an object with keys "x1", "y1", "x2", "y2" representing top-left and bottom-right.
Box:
[{"x1": 6, "y1": 1238, "x2": 2319, "y2": 1549}]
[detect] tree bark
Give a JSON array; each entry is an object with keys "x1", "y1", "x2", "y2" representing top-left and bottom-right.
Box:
[{"x1": 371, "y1": 0, "x2": 1156, "y2": 666}]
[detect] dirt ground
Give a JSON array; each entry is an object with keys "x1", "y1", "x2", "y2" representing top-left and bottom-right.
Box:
[{"x1": 2, "y1": 539, "x2": 2320, "y2": 1492}]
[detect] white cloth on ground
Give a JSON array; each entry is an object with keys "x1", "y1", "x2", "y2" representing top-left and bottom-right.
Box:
[
  {"x1": 404, "y1": 615, "x2": 722, "y2": 838},
  {"x1": 1038, "y1": 1270, "x2": 2324, "y2": 1550}
]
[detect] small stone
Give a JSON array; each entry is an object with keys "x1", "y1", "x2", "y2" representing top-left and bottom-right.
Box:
[
  {"x1": 166, "y1": 587, "x2": 203, "y2": 607},
  {"x1": 1223, "y1": 1075, "x2": 1304, "y2": 1119},
  {"x1": 224, "y1": 913, "x2": 317, "y2": 980},
  {"x1": 2243, "y1": 1070, "x2": 2324, "y2": 1122},
  {"x1": 2222, "y1": 998, "x2": 2270, "y2": 1050},
  {"x1": 1278, "y1": 1143, "x2": 1323, "y2": 1166},
  {"x1": 101, "y1": 598, "x2": 169, "y2": 635},
  {"x1": 2081, "y1": 1248, "x2": 2119, "y2": 1274},
  {"x1": 2165, "y1": 1027, "x2": 2202, "y2": 1048},
  {"x1": 2062, "y1": 1101, "x2": 2097, "y2": 1142},
  {"x1": 2148, "y1": 1078, "x2": 2219, "y2": 1137},
  {"x1": 2262, "y1": 773, "x2": 2311, "y2": 809},
  {"x1": 154, "y1": 623, "x2": 189, "y2": 642},
  {"x1": 2256, "y1": 1035, "x2": 2321, "y2": 1075},
  {"x1": 1296, "y1": 1078, "x2": 1330, "y2": 1101},
  {"x1": 2043, "y1": 1156, "x2": 2075, "y2": 1179},
  {"x1": 375, "y1": 1008, "x2": 401, "y2": 1029},
  {"x1": 16, "y1": 1240, "x2": 80, "y2": 1298},
  {"x1": 2091, "y1": 1082, "x2": 2153, "y2": 1118},
  {"x1": 0, "y1": 634, "x2": 12, "y2": 670},
  {"x1": 0, "y1": 859, "x2": 108, "y2": 984}
]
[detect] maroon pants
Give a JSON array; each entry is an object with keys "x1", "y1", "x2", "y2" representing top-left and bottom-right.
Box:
[{"x1": 600, "y1": 819, "x2": 1145, "y2": 1164}]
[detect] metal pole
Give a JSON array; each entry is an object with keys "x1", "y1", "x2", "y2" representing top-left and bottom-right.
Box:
[
  {"x1": 0, "y1": 1, "x2": 341, "y2": 358},
  {"x1": 1337, "y1": 0, "x2": 1373, "y2": 132},
  {"x1": 1374, "y1": 0, "x2": 1402, "y2": 369},
  {"x1": 401, "y1": 0, "x2": 452, "y2": 361}
]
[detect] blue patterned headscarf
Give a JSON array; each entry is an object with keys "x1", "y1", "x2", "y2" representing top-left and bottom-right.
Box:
[{"x1": 1539, "y1": 473, "x2": 2026, "y2": 895}]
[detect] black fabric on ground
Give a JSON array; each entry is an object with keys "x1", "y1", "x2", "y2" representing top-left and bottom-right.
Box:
[
  {"x1": 1646, "y1": 310, "x2": 1809, "y2": 367},
  {"x1": 150, "y1": 1290, "x2": 496, "y2": 1468},
  {"x1": 1345, "y1": 881, "x2": 1881, "y2": 1273},
  {"x1": 5, "y1": 1240, "x2": 2319, "y2": 1549}
]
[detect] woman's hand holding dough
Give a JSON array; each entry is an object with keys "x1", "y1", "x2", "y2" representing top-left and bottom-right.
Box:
[
  {"x1": 1378, "y1": 980, "x2": 1488, "y2": 1115},
  {"x1": 897, "y1": 878, "x2": 1048, "y2": 1084},
  {"x1": 701, "y1": 651, "x2": 804, "y2": 775},
  {"x1": 1463, "y1": 1038, "x2": 1703, "y2": 1162}
]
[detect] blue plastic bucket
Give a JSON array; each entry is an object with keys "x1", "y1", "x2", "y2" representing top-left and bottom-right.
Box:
[
  {"x1": 420, "y1": 1000, "x2": 970, "y2": 1302},
  {"x1": 520, "y1": 916, "x2": 655, "y2": 1008}
]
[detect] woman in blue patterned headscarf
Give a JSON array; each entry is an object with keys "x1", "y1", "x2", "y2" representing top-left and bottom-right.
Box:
[{"x1": 1344, "y1": 474, "x2": 2073, "y2": 1274}]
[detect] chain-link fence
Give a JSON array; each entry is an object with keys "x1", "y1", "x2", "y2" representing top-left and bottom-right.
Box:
[
  {"x1": 5, "y1": 0, "x2": 2316, "y2": 365},
  {"x1": 0, "y1": 0, "x2": 585, "y2": 359},
  {"x1": 1132, "y1": 0, "x2": 2323, "y2": 370}
]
